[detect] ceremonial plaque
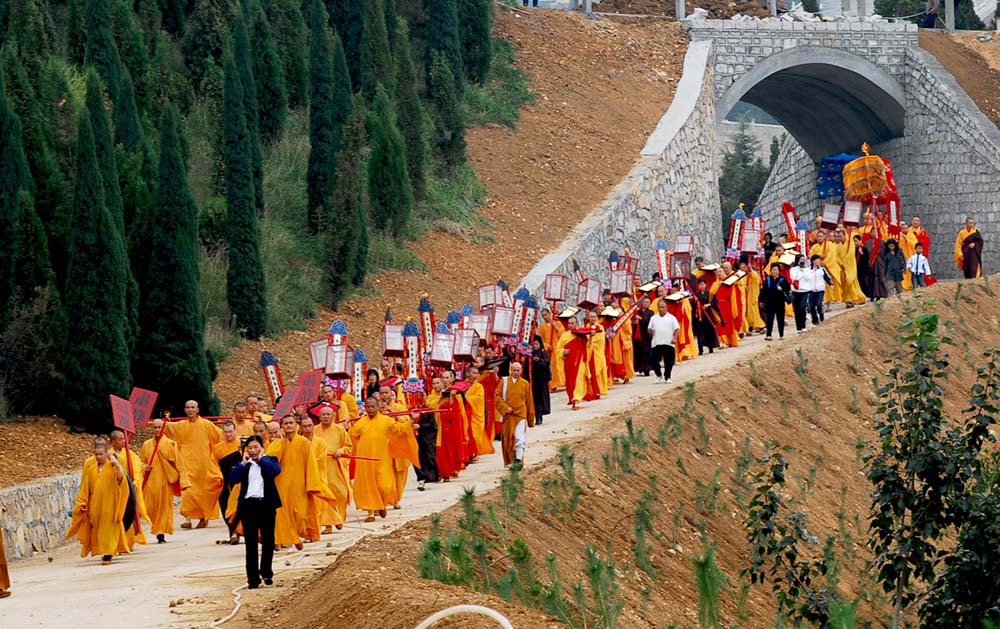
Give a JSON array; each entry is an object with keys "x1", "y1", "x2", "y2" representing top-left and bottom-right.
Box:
[
  {"x1": 308, "y1": 338, "x2": 328, "y2": 370},
  {"x1": 491, "y1": 305, "x2": 516, "y2": 336},
  {"x1": 430, "y1": 331, "x2": 456, "y2": 366},
  {"x1": 843, "y1": 201, "x2": 863, "y2": 226},
  {"x1": 325, "y1": 344, "x2": 353, "y2": 378},
  {"x1": 454, "y1": 329, "x2": 479, "y2": 361},
  {"x1": 543, "y1": 274, "x2": 569, "y2": 302},
  {"x1": 129, "y1": 388, "x2": 158, "y2": 429},
  {"x1": 576, "y1": 278, "x2": 602, "y2": 309},
  {"x1": 721, "y1": 270, "x2": 746, "y2": 286},
  {"x1": 610, "y1": 269, "x2": 631, "y2": 296},
  {"x1": 821, "y1": 203, "x2": 841, "y2": 228},
  {"x1": 110, "y1": 394, "x2": 135, "y2": 434},
  {"x1": 382, "y1": 323, "x2": 405, "y2": 357}
]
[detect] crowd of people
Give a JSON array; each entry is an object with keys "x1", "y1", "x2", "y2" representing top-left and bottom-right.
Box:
[{"x1": 9, "y1": 214, "x2": 979, "y2": 595}]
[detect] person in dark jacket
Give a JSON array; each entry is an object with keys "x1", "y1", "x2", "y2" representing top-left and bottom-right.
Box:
[
  {"x1": 882, "y1": 239, "x2": 906, "y2": 295},
  {"x1": 693, "y1": 279, "x2": 720, "y2": 354},
  {"x1": 854, "y1": 234, "x2": 872, "y2": 299},
  {"x1": 530, "y1": 335, "x2": 551, "y2": 424},
  {"x1": 759, "y1": 265, "x2": 792, "y2": 340},
  {"x1": 228, "y1": 435, "x2": 281, "y2": 590},
  {"x1": 634, "y1": 297, "x2": 654, "y2": 375}
]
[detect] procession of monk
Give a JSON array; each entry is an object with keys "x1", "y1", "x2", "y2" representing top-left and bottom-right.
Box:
[{"x1": 0, "y1": 216, "x2": 976, "y2": 597}]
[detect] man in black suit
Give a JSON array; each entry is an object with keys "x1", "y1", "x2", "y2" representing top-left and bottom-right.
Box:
[{"x1": 227, "y1": 435, "x2": 281, "y2": 589}]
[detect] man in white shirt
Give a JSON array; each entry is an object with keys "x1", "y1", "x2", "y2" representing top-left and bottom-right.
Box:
[
  {"x1": 647, "y1": 300, "x2": 680, "y2": 383},
  {"x1": 228, "y1": 435, "x2": 281, "y2": 589},
  {"x1": 905, "y1": 242, "x2": 931, "y2": 288}
]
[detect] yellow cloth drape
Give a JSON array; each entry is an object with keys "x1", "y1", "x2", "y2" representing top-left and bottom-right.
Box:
[{"x1": 266, "y1": 435, "x2": 337, "y2": 545}]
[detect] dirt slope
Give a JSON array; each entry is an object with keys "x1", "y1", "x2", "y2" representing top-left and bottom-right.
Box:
[
  {"x1": 249, "y1": 278, "x2": 1000, "y2": 628},
  {"x1": 920, "y1": 30, "x2": 1000, "y2": 131}
]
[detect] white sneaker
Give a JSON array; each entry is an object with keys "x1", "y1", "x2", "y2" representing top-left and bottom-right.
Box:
[
  {"x1": 654, "y1": 376, "x2": 663, "y2": 383},
  {"x1": 665, "y1": 378, "x2": 673, "y2": 384}
]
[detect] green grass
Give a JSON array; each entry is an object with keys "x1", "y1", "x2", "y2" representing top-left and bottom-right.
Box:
[{"x1": 465, "y1": 37, "x2": 536, "y2": 128}]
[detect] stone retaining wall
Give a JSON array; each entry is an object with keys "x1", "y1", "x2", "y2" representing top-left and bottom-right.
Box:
[
  {"x1": 2, "y1": 474, "x2": 79, "y2": 561},
  {"x1": 520, "y1": 40, "x2": 724, "y2": 292}
]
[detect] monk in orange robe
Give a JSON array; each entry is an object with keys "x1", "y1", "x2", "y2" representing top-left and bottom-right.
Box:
[
  {"x1": 380, "y1": 386, "x2": 411, "y2": 505},
  {"x1": 231, "y1": 402, "x2": 256, "y2": 437},
  {"x1": 554, "y1": 315, "x2": 590, "y2": 410},
  {"x1": 665, "y1": 293, "x2": 697, "y2": 361},
  {"x1": 464, "y1": 365, "x2": 494, "y2": 457},
  {"x1": 212, "y1": 421, "x2": 243, "y2": 542},
  {"x1": 164, "y1": 400, "x2": 224, "y2": 529},
  {"x1": 109, "y1": 429, "x2": 150, "y2": 548},
  {"x1": 67, "y1": 443, "x2": 130, "y2": 564},
  {"x1": 584, "y1": 310, "x2": 608, "y2": 400},
  {"x1": 140, "y1": 419, "x2": 181, "y2": 543},
  {"x1": 315, "y1": 407, "x2": 352, "y2": 531},
  {"x1": 538, "y1": 308, "x2": 565, "y2": 391},
  {"x1": 298, "y1": 415, "x2": 334, "y2": 539},
  {"x1": 350, "y1": 395, "x2": 409, "y2": 521},
  {"x1": 476, "y1": 366, "x2": 501, "y2": 440},
  {"x1": 709, "y1": 268, "x2": 742, "y2": 348}
]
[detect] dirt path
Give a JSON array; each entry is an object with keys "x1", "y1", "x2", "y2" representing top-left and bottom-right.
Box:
[
  {"x1": 919, "y1": 29, "x2": 1000, "y2": 130},
  {"x1": 0, "y1": 310, "x2": 847, "y2": 629}
]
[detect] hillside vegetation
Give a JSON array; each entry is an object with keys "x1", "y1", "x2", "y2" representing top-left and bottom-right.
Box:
[
  {"x1": 0, "y1": 0, "x2": 530, "y2": 429},
  {"x1": 255, "y1": 278, "x2": 1000, "y2": 628}
]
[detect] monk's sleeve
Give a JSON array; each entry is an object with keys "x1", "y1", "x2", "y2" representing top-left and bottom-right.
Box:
[
  {"x1": 337, "y1": 429, "x2": 353, "y2": 457},
  {"x1": 955, "y1": 231, "x2": 965, "y2": 269},
  {"x1": 494, "y1": 383, "x2": 511, "y2": 418},
  {"x1": 525, "y1": 382, "x2": 535, "y2": 426}
]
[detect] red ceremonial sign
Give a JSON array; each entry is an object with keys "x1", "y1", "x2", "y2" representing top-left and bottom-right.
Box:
[
  {"x1": 272, "y1": 386, "x2": 300, "y2": 419},
  {"x1": 129, "y1": 387, "x2": 158, "y2": 429},
  {"x1": 293, "y1": 384, "x2": 320, "y2": 408},
  {"x1": 110, "y1": 394, "x2": 135, "y2": 434},
  {"x1": 297, "y1": 369, "x2": 324, "y2": 401}
]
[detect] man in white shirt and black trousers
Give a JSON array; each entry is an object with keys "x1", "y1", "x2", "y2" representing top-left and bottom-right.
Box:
[
  {"x1": 647, "y1": 299, "x2": 680, "y2": 384},
  {"x1": 228, "y1": 435, "x2": 281, "y2": 589}
]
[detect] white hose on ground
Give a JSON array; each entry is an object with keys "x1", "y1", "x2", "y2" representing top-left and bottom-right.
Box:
[
  {"x1": 413, "y1": 605, "x2": 514, "y2": 629},
  {"x1": 210, "y1": 584, "x2": 246, "y2": 628}
]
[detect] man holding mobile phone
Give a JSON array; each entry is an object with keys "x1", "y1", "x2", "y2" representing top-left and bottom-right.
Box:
[{"x1": 228, "y1": 435, "x2": 281, "y2": 589}]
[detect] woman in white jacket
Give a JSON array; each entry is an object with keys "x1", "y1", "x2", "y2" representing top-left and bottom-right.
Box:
[{"x1": 789, "y1": 254, "x2": 812, "y2": 334}]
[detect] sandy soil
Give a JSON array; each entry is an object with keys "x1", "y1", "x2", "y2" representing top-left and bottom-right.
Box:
[
  {"x1": 593, "y1": 0, "x2": 770, "y2": 18},
  {"x1": 920, "y1": 30, "x2": 1000, "y2": 130},
  {"x1": 0, "y1": 417, "x2": 95, "y2": 489},
  {"x1": 0, "y1": 302, "x2": 848, "y2": 629}
]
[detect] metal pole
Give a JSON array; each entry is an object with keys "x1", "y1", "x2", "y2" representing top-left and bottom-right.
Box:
[
  {"x1": 945, "y1": 0, "x2": 955, "y2": 30},
  {"x1": 769, "y1": 0, "x2": 777, "y2": 16},
  {"x1": 585, "y1": 0, "x2": 592, "y2": 14},
  {"x1": 676, "y1": 0, "x2": 685, "y2": 19}
]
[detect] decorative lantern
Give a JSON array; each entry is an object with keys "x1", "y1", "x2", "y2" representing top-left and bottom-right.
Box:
[
  {"x1": 520, "y1": 294, "x2": 540, "y2": 340},
  {"x1": 610, "y1": 269, "x2": 631, "y2": 296},
  {"x1": 418, "y1": 295, "x2": 436, "y2": 343},
  {"x1": 454, "y1": 329, "x2": 480, "y2": 361},
  {"x1": 794, "y1": 219, "x2": 810, "y2": 251},
  {"x1": 821, "y1": 203, "x2": 841, "y2": 228},
  {"x1": 740, "y1": 227, "x2": 761, "y2": 254},
  {"x1": 511, "y1": 287, "x2": 530, "y2": 340},
  {"x1": 328, "y1": 319, "x2": 348, "y2": 346},
  {"x1": 843, "y1": 201, "x2": 863, "y2": 226},
  {"x1": 576, "y1": 278, "x2": 602, "y2": 309},
  {"x1": 402, "y1": 320, "x2": 423, "y2": 381},
  {"x1": 750, "y1": 206, "x2": 765, "y2": 235},
  {"x1": 888, "y1": 200, "x2": 901, "y2": 235},
  {"x1": 352, "y1": 348, "x2": 368, "y2": 402},
  {"x1": 430, "y1": 329, "x2": 456, "y2": 366},
  {"x1": 655, "y1": 238, "x2": 671, "y2": 280},
  {"x1": 543, "y1": 274, "x2": 569, "y2": 304},
  {"x1": 383, "y1": 323, "x2": 405, "y2": 357},
  {"x1": 497, "y1": 279, "x2": 513, "y2": 307},
  {"x1": 459, "y1": 303, "x2": 474, "y2": 328},
  {"x1": 467, "y1": 313, "x2": 491, "y2": 341},
  {"x1": 478, "y1": 284, "x2": 502, "y2": 310},
  {"x1": 728, "y1": 206, "x2": 747, "y2": 256},
  {"x1": 325, "y1": 343, "x2": 354, "y2": 379},
  {"x1": 674, "y1": 234, "x2": 694, "y2": 255},
  {"x1": 259, "y1": 351, "x2": 284, "y2": 407},
  {"x1": 308, "y1": 338, "x2": 328, "y2": 370},
  {"x1": 491, "y1": 305, "x2": 516, "y2": 336},
  {"x1": 446, "y1": 310, "x2": 462, "y2": 333}
]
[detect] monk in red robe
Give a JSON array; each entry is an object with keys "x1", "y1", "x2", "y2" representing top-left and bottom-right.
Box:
[
  {"x1": 554, "y1": 314, "x2": 590, "y2": 410},
  {"x1": 435, "y1": 369, "x2": 465, "y2": 480}
]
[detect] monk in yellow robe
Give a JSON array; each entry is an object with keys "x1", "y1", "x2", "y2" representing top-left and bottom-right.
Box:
[
  {"x1": 109, "y1": 430, "x2": 149, "y2": 548},
  {"x1": 614, "y1": 297, "x2": 636, "y2": 383},
  {"x1": 955, "y1": 217, "x2": 984, "y2": 279},
  {"x1": 538, "y1": 308, "x2": 565, "y2": 391},
  {"x1": 266, "y1": 421, "x2": 281, "y2": 445},
  {"x1": 379, "y1": 385, "x2": 411, "y2": 505},
  {"x1": 739, "y1": 262, "x2": 765, "y2": 332},
  {"x1": 809, "y1": 230, "x2": 841, "y2": 304},
  {"x1": 493, "y1": 362, "x2": 535, "y2": 466},
  {"x1": 321, "y1": 383, "x2": 359, "y2": 420},
  {"x1": 297, "y1": 415, "x2": 333, "y2": 540},
  {"x1": 231, "y1": 402, "x2": 256, "y2": 437},
  {"x1": 67, "y1": 443, "x2": 130, "y2": 564},
  {"x1": 584, "y1": 310, "x2": 610, "y2": 397},
  {"x1": 266, "y1": 415, "x2": 336, "y2": 548},
  {"x1": 164, "y1": 400, "x2": 223, "y2": 528},
  {"x1": 350, "y1": 395, "x2": 408, "y2": 521},
  {"x1": 140, "y1": 419, "x2": 181, "y2": 543},
  {"x1": 464, "y1": 365, "x2": 494, "y2": 456},
  {"x1": 837, "y1": 228, "x2": 866, "y2": 304},
  {"x1": 554, "y1": 316, "x2": 589, "y2": 410},
  {"x1": 316, "y1": 406, "x2": 352, "y2": 531},
  {"x1": 665, "y1": 293, "x2": 697, "y2": 361},
  {"x1": 252, "y1": 420, "x2": 268, "y2": 447},
  {"x1": 212, "y1": 421, "x2": 242, "y2": 542}
]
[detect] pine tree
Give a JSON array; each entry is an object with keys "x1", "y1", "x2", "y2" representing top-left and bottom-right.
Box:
[
  {"x1": 67, "y1": 0, "x2": 88, "y2": 65},
  {"x1": 307, "y1": 0, "x2": 335, "y2": 235},
  {"x1": 85, "y1": 0, "x2": 124, "y2": 105},
  {"x1": 135, "y1": 105, "x2": 217, "y2": 416},
  {"x1": 11, "y1": 191, "x2": 57, "y2": 307},
  {"x1": 0, "y1": 81, "x2": 34, "y2": 324},
  {"x1": 353, "y1": 200, "x2": 369, "y2": 286},
  {"x1": 182, "y1": 0, "x2": 237, "y2": 90},
  {"x1": 9, "y1": 0, "x2": 50, "y2": 74},
  {"x1": 248, "y1": 1, "x2": 287, "y2": 144},
  {"x1": 233, "y1": 12, "x2": 265, "y2": 215},
  {"x1": 110, "y1": 0, "x2": 150, "y2": 109},
  {"x1": 159, "y1": 0, "x2": 185, "y2": 36},
  {"x1": 393, "y1": 17, "x2": 428, "y2": 197},
  {"x1": 718, "y1": 120, "x2": 771, "y2": 243},
  {"x1": 62, "y1": 113, "x2": 131, "y2": 431},
  {"x1": 460, "y1": 0, "x2": 492, "y2": 84},
  {"x1": 223, "y1": 55, "x2": 268, "y2": 339},
  {"x1": 424, "y1": 0, "x2": 463, "y2": 91},
  {"x1": 327, "y1": 0, "x2": 364, "y2": 89},
  {"x1": 426, "y1": 50, "x2": 467, "y2": 168},
  {"x1": 367, "y1": 84, "x2": 412, "y2": 240},
  {"x1": 323, "y1": 98, "x2": 364, "y2": 307},
  {"x1": 359, "y1": 0, "x2": 393, "y2": 101},
  {"x1": 265, "y1": 0, "x2": 308, "y2": 109}
]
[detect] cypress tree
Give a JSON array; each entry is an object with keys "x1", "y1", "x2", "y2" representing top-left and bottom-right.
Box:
[
  {"x1": 323, "y1": 98, "x2": 364, "y2": 307},
  {"x1": 265, "y1": 0, "x2": 308, "y2": 109},
  {"x1": 9, "y1": 0, "x2": 50, "y2": 74},
  {"x1": 424, "y1": 0, "x2": 463, "y2": 91},
  {"x1": 426, "y1": 50, "x2": 466, "y2": 168},
  {"x1": 359, "y1": 0, "x2": 393, "y2": 102},
  {"x1": 307, "y1": 0, "x2": 334, "y2": 235},
  {"x1": 85, "y1": 0, "x2": 124, "y2": 105},
  {"x1": 110, "y1": 0, "x2": 150, "y2": 109},
  {"x1": 62, "y1": 113, "x2": 131, "y2": 432},
  {"x1": 159, "y1": 0, "x2": 185, "y2": 36},
  {"x1": 249, "y1": 1, "x2": 287, "y2": 144},
  {"x1": 182, "y1": 0, "x2": 236, "y2": 90},
  {"x1": 366, "y1": 83, "x2": 412, "y2": 240},
  {"x1": 353, "y1": 198, "x2": 369, "y2": 286},
  {"x1": 0, "y1": 81, "x2": 33, "y2": 323},
  {"x1": 66, "y1": 0, "x2": 88, "y2": 65},
  {"x1": 113, "y1": 69, "x2": 146, "y2": 159},
  {"x1": 10, "y1": 191, "x2": 57, "y2": 307},
  {"x1": 135, "y1": 105, "x2": 217, "y2": 416},
  {"x1": 327, "y1": 0, "x2": 364, "y2": 89},
  {"x1": 223, "y1": 55, "x2": 268, "y2": 339},
  {"x1": 460, "y1": 0, "x2": 492, "y2": 84},
  {"x1": 233, "y1": 13, "x2": 265, "y2": 215},
  {"x1": 393, "y1": 17, "x2": 427, "y2": 197}
]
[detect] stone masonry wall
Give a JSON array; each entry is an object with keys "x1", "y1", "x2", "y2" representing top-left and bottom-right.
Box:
[
  {"x1": 685, "y1": 19, "x2": 918, "y2": 105},
  {"x1": 2, "y1": 474, "x2": 80, "y2": 561},
  {"x1": 520, "y1": 41, "x2": 724, "y2": 292}
]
